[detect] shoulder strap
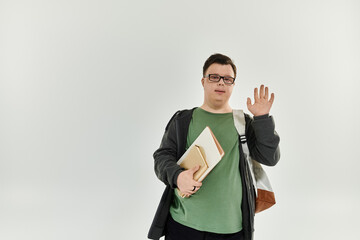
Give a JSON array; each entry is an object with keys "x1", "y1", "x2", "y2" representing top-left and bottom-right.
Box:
[
  {"x1": 232, "y1": 109, "x2": 251, "y2": 156},
  {"x1": 233, "y1": 109, "x2": 274, "y2": 194},
  {"x1": 233, "y1": 109, "x2": 276, "y2": 213},
  {"x1": 233, "y1": 110, "x2": 257, "y2": 194},
  {"x1": 233, "y1": 109, "x2": 246, "y2": 138}
]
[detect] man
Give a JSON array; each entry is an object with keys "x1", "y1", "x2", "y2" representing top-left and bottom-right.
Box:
[{"x1": 148, "y1": 53, "x2": 280, "y2": 240}]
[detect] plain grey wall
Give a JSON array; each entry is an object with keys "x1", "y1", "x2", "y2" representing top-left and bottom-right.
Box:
[{"x1": 1, "y1": 0, "x2": 359, "y2": 239}]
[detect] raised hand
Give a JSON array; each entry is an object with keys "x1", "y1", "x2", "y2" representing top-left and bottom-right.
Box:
[{"x1": 247, "y1": 84, "x2": 275, "y2": 116}]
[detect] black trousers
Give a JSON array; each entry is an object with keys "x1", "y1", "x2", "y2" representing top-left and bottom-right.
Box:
[{"x1": 165, "y1": 215, "x2": 245, "y2": 240}]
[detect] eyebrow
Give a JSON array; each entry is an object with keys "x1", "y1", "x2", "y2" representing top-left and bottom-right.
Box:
[{"x1": 209, "y1": 73, "x2": 234, "y2": 78}]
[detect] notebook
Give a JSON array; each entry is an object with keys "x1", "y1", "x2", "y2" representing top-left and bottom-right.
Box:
[{"x1": 176, "y1": 126, "x2": 224, "y2": 197}]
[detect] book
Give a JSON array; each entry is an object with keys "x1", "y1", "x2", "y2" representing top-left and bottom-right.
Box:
[
  {"x1": 176, "y1": 126, "x2": 224, "y2": 197},
  {"x1": 179, "y1": 144, "x2": 208, "y2": 181}
]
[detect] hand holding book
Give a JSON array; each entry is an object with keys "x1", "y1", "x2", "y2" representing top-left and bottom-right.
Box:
[
  {"x1": 176, "y1": 126, "x2": 224, "y2": 198},
  {"x1": 177, "y1": 165, "x2": 203, "y2": 197}
]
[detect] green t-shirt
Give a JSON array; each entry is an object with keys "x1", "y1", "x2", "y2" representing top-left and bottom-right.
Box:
[{"x1": 169, "y1": 107, "x2": 242, "y2": 234}]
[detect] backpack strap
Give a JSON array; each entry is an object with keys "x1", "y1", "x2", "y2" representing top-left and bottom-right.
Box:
[
  {"x1": 233, "y1": 109, "x2": 276, "y2": 213},
  {"x1": 233, "y1": 109, "x2": 258, "y2": 196}
]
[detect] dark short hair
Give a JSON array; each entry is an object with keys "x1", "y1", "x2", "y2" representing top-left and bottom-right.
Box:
[{"x1": 203, "y1": 53, "x2": 237, "y2": 78}]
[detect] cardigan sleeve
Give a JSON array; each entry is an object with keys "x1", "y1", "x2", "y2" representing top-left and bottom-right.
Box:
[
  {"x1": 245, "y1": 113, "x2": 280, "y2": 166},
  {"x1": 153, "y1": 111, "x2": 183, "y2": 188}
]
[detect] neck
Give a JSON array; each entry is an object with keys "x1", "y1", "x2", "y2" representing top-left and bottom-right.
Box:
[{"x1": 200, "y1": 102, "x2": 232, "y2": 113}]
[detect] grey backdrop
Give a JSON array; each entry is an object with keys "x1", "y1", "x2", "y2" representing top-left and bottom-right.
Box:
[{"x1": 1, "y1": 0, "x2": 359, "y2": 239}]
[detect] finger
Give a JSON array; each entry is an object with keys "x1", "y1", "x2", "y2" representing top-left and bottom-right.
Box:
[
  {"x1": 179, "y1": 191, "x2": 188, "y2": 198},
  {"x1": 189, "y1": 181, "x2": 202, "y2": 189},
  {"x1": 180, "y1": 191, "x2": 190, "y2": 198},
  {"x1": 191, "y1": 181, "x2": 202, "y2": 188},
  {"x1": 247, "y1": 97, "x2": 252, "y2": 106},
  {"x1": 190, "y1": 186, "x2": 200, "y2": 194},
  {"x1": 254, "y1": 88, "x2": 259, "y2": 102},
  {"x1": 186, "y1": 188, "x2": 197, "y2": 196},
  {"x1": 183, "y1": 189, "x2": 193, "y2": 195},
  {"x1": 265, "y1": 86, "x2": 269, "y2": 100},
  {"x1": 259, "y1": 85, "x2": 265, "y2": 99},
  {"x1": 269, "y1": 93, "x2": 275, "y2": 104},
  {"x1": 189, "y1": 187, "x2": 196, "y2": 192},
  {"x1": 195, "y1": 181, "x2": 202, "y2": 187}
]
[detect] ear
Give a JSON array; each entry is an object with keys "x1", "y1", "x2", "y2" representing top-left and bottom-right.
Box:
[{"x1": 201, "y1": 78, "x2": 205, "y2": 87}]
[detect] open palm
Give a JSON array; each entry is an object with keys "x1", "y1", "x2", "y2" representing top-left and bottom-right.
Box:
[{"x1": 247, "y1": 85, "x2": 275, "y2": 116}]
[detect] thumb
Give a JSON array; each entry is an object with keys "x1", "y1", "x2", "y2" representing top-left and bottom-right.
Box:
[
  {"x1": 247, "y1": 97, "x2": 252, "y2": 106},
  {"x1": 191, "y1": 165, "x2": 200, "y2": 173}
]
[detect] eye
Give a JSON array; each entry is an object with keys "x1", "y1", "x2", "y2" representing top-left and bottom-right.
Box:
[
  {"x1": 224, "y1": 77, "x2": 234, "y2": 83},
  {"x1": 210, "y1": 75, "x2": 220, "y2": 80}
]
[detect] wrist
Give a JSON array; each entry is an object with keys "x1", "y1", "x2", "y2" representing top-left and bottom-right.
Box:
[
  {"x1": 174, "y1": 169, "x2": 184, "y2": 188},
  {"x1": 254, "y1": 113, "x2": 269, "y2": 119}
]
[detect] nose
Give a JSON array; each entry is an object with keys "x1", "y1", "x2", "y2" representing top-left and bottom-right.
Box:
[{"x1": 217, "y1": 77, "x2": 225, "y2": 85}]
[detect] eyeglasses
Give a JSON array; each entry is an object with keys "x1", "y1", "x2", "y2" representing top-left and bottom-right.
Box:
[{"x1": 205, "y1": 74, "x2": 235, "y2": 85}]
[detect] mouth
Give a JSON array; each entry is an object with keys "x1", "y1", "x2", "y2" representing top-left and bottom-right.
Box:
[{"x1": 215, "y1": 90, "x2": 226, "y2": 93}]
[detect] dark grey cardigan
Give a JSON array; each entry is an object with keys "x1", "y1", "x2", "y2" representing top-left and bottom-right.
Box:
[{"x1": 148, "y1": 108, "x2": 280, "y2": 240}]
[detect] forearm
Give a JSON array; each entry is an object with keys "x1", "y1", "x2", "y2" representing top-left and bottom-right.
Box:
[
  {"x1": 153, "y1": 112, "x2": 184, "y2": 188},
  {"x1": 247, "y1": 114, "x2": 280, "y2": 166},
  {"x1": 154, "y1": 148, "x2": 183, "y2": 188}
]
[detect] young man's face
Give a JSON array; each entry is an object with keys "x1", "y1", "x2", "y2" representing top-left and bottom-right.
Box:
[{"x1": 201, "y1": 63, "x2": 235, "y2": 109}]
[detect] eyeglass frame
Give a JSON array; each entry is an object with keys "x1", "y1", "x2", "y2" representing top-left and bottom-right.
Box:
[{"x1": 204, "y1": 74, "x2": 236, "y2": 85}]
